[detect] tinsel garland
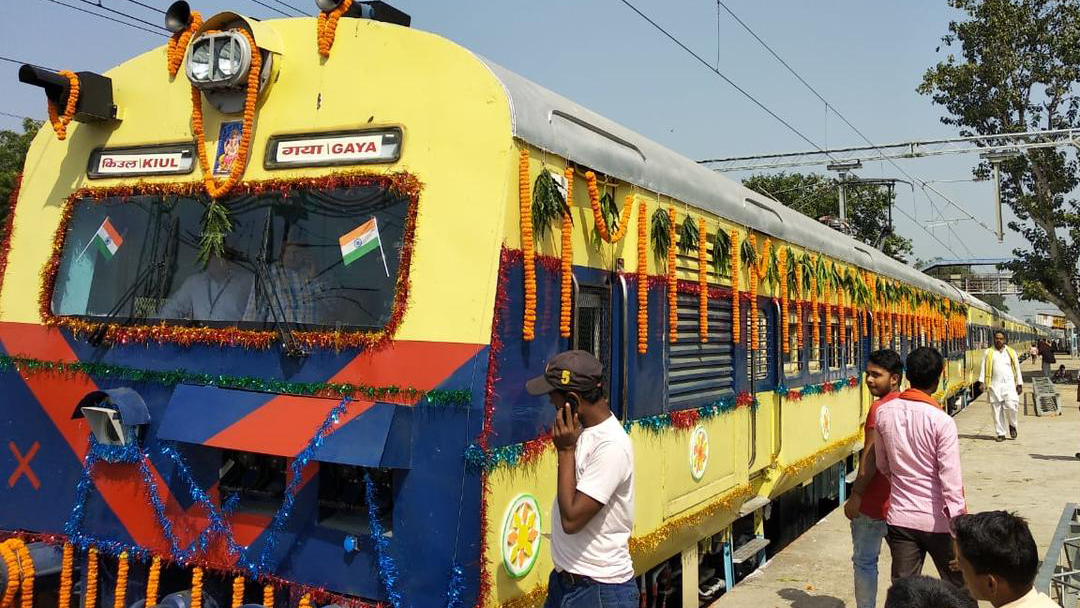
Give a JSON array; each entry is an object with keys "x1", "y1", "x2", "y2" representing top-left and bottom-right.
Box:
[
  {"x1": 0, "y1": 174, "x2": 21, "y2": 305},
  {"x1": 559, "y1": 168, "x2": 573, "y2": 339},
  {"x1": 628, "y1": 483, "x2": 757, "y2": 556},
  {"x1": 666, "y1": 208, "x2": 677, "y2": 343},
  {"x1": 0, "y1": 355, "x2": 470, "y2": 406},
  {"x1": 445, "y1": 564, "x2": 466, "y2": 608},
  {"x1": 697, "y1": 218, "x2": 708, "y2": 343},
  {"x1": 771, "y1": 428, "x2": 863, "y2": 482},
  {"x1": 39, "y1": 171, "x2": 421, "y2": 351},
  {"x1": 775, "y1": 376, "x2": 859, "y2": 402},
  {"x1": 519, "y1": 150, "x2": 536, "y2": 341},
  {"x1": 498, "y1": 585, "x2": 547, "y2": 608},
  {"x1": 637, "y1": 199, "x2": 648, "y2": 354},
  {"x1": 364, "y1": 473, "x2": 401, "y2": 608},
  {"x1": 113, "y1": 551, "x2": 128, "y2": 608},
  {"x1": 465, "y1": 392, "x2": 755, "y2": 474}
]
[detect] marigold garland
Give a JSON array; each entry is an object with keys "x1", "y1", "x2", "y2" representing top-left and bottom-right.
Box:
[
  {"x1": 166, "y1": 11, "x2": 203, "y2": 76},
  {"x1": 779, "y1": 248, "x2": 789, "y2": 354},
  {"x1": 47, "y1": 70, "x2": 80, "y2": 141},
  {"x1": 8, "y1": 540, "x2": 31, "y2": 608},
  {"x1": 58, "y1": 543, "x2": 73, "y2": 608},
  {"x1": 667, "y1": 208, "x2": 678, "y2": 343},
  {"x1": 39, "y1": 171, "x2": 421, "y2": 350},
  {"x1": 146, "y1": 556, "x2": 161, "y2": 608},
  {"x1": 263, "y1": 584, "x2": 274, "y2": 608},
  {"x1": 191, "y1": 566, "x2": 204, "y2": 608},
  {"x1": 232, "y1": 575, "x2": 245, "y2": 608},
  {"x1": 731, "y1": 230, "x2": 740, "y2": 344},
  {"x1": 810, "y1": 258, "x2": 820, "y2": 352},
  {"x1": 584, "y1": 172, "x2": 634, "y2": 243},
  {"x1": 191, "y1": 27, "x2": 261, "y2": 200},
  {"x1": 560, "y1": 167, "x2": 574, "y2": 339},
  {"x1": 298, "y1": 594, "x2": 312, "y2": 608},
  {"x1": 796, "y1": 262, "x2": 805, "y2": 351},
  {"x1": 317, "y1": 0, "x2": 354, "y2": 57},
  {"x1": 112, "y1": 552, "x2": 127, "y2": 608},
  {"x1": 697, "y1": 218, "x2": 708, "y2": 343},
  {"x1": 85, "y1": 548, "x2": 98, "y2": 608},
  {"x1": 748, "y1": 235, "x2": 761, "y2": 352},
  {"x1": 518, "y1": 149, "x2": 536, "y2": 341},
  {"x1": 823, "y1": 264, "x2": 831, "y2": 347},
  {"x1": 0, "y1": 541, "x2": 19, "y2": 608},
  {"x1": 637, "y1": 198, "x2": 648, "y2": 354}
]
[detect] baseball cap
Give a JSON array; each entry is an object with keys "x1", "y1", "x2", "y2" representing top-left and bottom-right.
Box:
[{"x1": 525, "y1": 350, "x2": 605, "y2": 396}]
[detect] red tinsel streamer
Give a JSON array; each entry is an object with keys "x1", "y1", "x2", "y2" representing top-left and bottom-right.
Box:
[
  {"x1": 0, "y1": 173, "x2": 21, "y2": 303},
  {"x1": 670, "y1": 409, "x2": 701, "y2": 430},
  {"x1": 38, "y1": 171, "x2": 421, "y2": 351}
]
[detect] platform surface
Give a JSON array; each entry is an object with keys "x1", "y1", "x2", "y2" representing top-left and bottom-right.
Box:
[{"x1": 710, "y1": 355, "x2": 1080, "y2": 608}]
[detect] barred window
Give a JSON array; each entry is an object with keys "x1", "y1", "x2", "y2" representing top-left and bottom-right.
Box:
[
  {"x1": 808, "y1": 309, "x2": 822, "y2": 374},
  {"x1": 845, "y1": 316, "x2": 857, "y2": 367},
  {"x1": 746, "y1": 309, "x2": 770, "y2": 382},
  {"x1": 784, "y1": 309, "x2": 802, "y2": 376},
  {"x1": 828, "y1": 311, "x2": 841, "y2": 370}
]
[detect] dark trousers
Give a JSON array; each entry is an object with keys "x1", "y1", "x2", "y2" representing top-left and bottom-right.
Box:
[{"x1": 886, "y1": 525, "x2": 974, "y2": 605}]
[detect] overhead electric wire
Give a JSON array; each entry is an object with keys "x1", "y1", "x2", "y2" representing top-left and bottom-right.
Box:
[
  {"x1": 0, "y1": 55, "x2": 59, "y2": 71},
  {"x1": 116, "y1": 0, "x2": 164, "y2": 14},
  {"x1": 265, "y1": 0, "x2": 311, "y2": 16},
  {"x1": 43, "y1": 0, "x2": 169, "y2": 36},
  {"x1": 0, "y1": 111, "x2": 42, "y2": 122},
  {"x1": 247, "y1": 0, "x2": 294, "y2": 17},
  {"x1": 713, "y1": 0, "x2": 978, "y2": 256},
  {"x1": 73, "y1": 0, "x2": 169, "y2": 30}
]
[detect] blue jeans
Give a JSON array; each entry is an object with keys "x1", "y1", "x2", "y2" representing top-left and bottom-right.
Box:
[
  {"x1": 543, "y1": 570, "x2": 639, "y2": 608},
  {"x1": 851, "y1": 514, "x2": 888, "y2": 608}
]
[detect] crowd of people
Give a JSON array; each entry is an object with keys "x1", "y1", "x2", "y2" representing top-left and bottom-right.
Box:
[{"x1": 526, "y1": 329, "x2": 1062, "y2": 608}]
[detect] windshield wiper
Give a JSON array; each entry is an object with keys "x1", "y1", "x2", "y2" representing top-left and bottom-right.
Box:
[{"x1": 252, "y1": 208, "x2": 306, "y2": 358}]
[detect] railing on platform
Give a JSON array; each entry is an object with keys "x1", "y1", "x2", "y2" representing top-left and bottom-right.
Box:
[{"x1": 1036, "y1": 502, "x2": 1080, "y2": 607}]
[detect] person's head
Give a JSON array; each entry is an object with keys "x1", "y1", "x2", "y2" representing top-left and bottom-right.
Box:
[
  {"x1": 866, "y1": 349, "x2": 903, "y2": 398},
  {"x1": 994, "y1": 331, "x2": 1007, "y2": 350},
  {"x1": 281, "y1": 241, "x2": 314, "y2": 274},
  {"x1": 525, "y1": 350, "x2": 608, "y2": 423},
  {"x1": 905, "y1": 347, "x2": 944, "y2": 392},
  {"x1": 884, "y1": 575, "x2": 971, "y2": 608},
  {"x1": 1059, "y1": 364, "x2": 1067, "y2": 372},
  {"x1": 952, "y1": 511, "x2": 1039, "y2": 604}
]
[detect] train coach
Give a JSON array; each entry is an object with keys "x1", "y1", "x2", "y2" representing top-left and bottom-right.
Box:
[{"x1": 0, "y1": 4, "x2": 1046, "y2": 608}]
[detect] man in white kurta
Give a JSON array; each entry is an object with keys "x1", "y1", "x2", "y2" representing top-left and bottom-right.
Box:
[{"x1": 977, "y1": 331, "x2": 1023, "y2": 442}]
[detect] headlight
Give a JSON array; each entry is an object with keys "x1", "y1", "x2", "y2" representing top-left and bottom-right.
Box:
[{"x1": 186, "y1": 31, "x2": 252, "y2": 90}]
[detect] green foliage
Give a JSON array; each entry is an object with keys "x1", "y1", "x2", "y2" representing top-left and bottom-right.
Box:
[
  {"x1": 590, "y1": 192, "x2": 619, "y2": 251},
  {"x1": 677, "y1": 215, "x2": 699, "y2": 254},
  {"x1": 761, "y1": 245, "x2": 781, "y2": 291},
  {"x1": 197, "y1": 200, "x2": 233, "y2": 266},
  {"x1": 919, "y1": 0, "x2": 1080, "y2": 326},
  {"x1": 0, "y1": 118, "x2": 42, "y2": 220},
  {"x1": 711, "y1": 228, "x2": 731, "y2": 277},
  {"x1": 742, "y1": 172, "x2": 913, "y2": 263},
  {"x1": 739, "y1": 236, "x2": 756, "y2": 270},
  {"x1": 532, "y1": 171, "x2": 569, "y2": 242},
  {"x1": 650, "y1": 207, "x2": 672, "y2": 266}
]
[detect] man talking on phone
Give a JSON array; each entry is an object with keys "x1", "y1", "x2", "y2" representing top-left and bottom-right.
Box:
[{"x1": 525, "y1": 350, "x2": 638, "y2": 608}]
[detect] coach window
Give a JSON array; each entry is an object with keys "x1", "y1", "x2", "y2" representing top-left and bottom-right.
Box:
[
  {"x1": 828, "y1": 311, "x2": 841, "y2": 370},
  {"x1": 746, "y1": 309, "x2": 770, "y2": 383},
  {"x1": 573, "y1": 282, "x2": 612, "y2": 388},
  {"x1": 808, "y1": 308, "x2": 822, "y2": 374},
  {"x1": 845, "y1": 315, "x2": 857, "y2": 367},
  {"x1": 784, "y1": 308, "x2": 802, "y2": 376}
]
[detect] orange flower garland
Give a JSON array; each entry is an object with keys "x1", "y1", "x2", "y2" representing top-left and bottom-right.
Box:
[
  {"x1": 584, "y1": 172, "x2": 634, "y2": 243},
  {"x1": 823, "y1": 264, "x2": 831, "y2": 346},
  {"x1": 667, "y1": 208, "x2": 677, "y2": 343},
  {"x1": 191, "y1": 567, "x2": 204, "y2": 608},
  {"x1": 317, "y1": 0, "x2": 354, "y2": 57},
  {"x1": 749, "y1": 262, "x2": 759, "y2": 351},
  {"x1": 167, "y1": 11, "x2": 203, "y2": 76},
  {"x1": 232, "y1": 575, "x2": 244, "y2": 608},
  {"x1": 731, "y1": 230, "x2": 740, "y2": 344},
  {"x1": 811, "y1": 258, "x2": 820, "y2": 351},
  {"x1": 263, "y1": 584, "x2": 274, "y2": 608},
  {"x1": 298, "y1": 594, "x2": 312, "y2": 608},
  {"x1": 112, "y1": 552, "x2": 127, "y2": 608},
  {"x1": 779, "y1": 248, "x2": 789, "y2": 354},
  {"x1": 47, "y1": 70, "x2": 80, "y2": 141},
  {"x1": 145, "y1": 556, "x2": 161, "y2": 608},
  {"x1": 84, "y1": 548, "x2": 98, "y2": 608},
  {"x1": 0, "y1": 541, "x2": 19, "y2": 608},
  {"x1": 560, "y1": 167, "x2": 574, "y2": 339},
  {"x1": 698, "y1": 218, "x2": 708, "y2": 343},
  {"x1": 518, "y1": 149, "x2": 536, "y2": 341},
  {"x1": 637, "y1": 198, "x2": 648, "y2": 354},
  {"x1": 838, "y1": 274, "x2": 846, "y2": 346},
  {"x1": 58, "y1": 543, "x2": 73, "y2": 608},
  {"x1": 796, "y1": 262, "x2": 804, "y2": 351},
  {"x1": 191, "y1": 27, "x2": 261, "y2": 199},
  {"x1": 7, "y1": 540, "x2": 32, "y2": 608}
]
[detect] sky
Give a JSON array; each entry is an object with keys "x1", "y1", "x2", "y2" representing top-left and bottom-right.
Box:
[{"x1": 0, "y1": 0, "x2": 1061, "y2": 319}]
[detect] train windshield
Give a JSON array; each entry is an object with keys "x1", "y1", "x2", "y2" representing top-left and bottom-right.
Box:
[{"x1": 50, "y1": 185, "x2": 408, "y2": 331}]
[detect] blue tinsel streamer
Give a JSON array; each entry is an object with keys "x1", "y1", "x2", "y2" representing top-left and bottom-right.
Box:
[
  {"x1": 364, "y1": 472, "x2": 401, "y2": 608},
  {"x1": 160, "y1": 442, "x2": 246, "y2": 563},
  {"x1": 255, "y1": 397, "x2": 351, "y2": 574},
  {"x1": 136, "y1": 451, "x2": 184, "y2": 558},
  {"x1": 89, "y1": 436, "x2": 142, "y2": 464},
  {"x1": 445, "y1": 563, "x2": 466, "y2": 608},
  {"x1": 63, "y1": 447, "x2": 98, "y2": 540}
]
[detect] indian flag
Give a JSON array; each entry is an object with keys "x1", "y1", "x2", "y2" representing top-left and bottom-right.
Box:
[
  {"x1": 339, "y1": 218, "x2": 383, "y2": 268},
  {"x1": 92, "y1": 217, "x2": 123, "y2": 259}
]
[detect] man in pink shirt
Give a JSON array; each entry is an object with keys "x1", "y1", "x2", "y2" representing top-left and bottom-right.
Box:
[{"x1": 873, "y1": 346, "x2": 970, "y2": 599}]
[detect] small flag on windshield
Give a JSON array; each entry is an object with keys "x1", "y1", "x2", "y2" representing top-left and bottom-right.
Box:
[
  {"x1": 339, "y1": 217, "x2": 389, "y2": 275},
  {"x1": 92, "y1": 217, "x2": 123, "y2": 259}
]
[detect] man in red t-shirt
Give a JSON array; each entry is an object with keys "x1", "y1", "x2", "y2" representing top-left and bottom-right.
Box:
[{"x1": 844, "y1": 349, "x2": 903, "y2": 608}]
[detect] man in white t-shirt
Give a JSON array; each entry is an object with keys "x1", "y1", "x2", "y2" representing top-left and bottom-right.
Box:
[{"x1": 525, "y1": 350, "x2": 638, "y2": 608}]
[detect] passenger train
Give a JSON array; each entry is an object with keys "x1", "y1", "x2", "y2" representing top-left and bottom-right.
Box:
[{"x1": 0, "y1": 4, "x2": 1042, "y2": 608}]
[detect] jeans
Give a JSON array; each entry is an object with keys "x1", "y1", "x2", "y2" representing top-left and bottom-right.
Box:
[
  {"x1": 850, "y1": 514, "x2": 888, "y2": 608},
  {"x1": 543, "y1": 570, "x2": 639, "y2": 608}
]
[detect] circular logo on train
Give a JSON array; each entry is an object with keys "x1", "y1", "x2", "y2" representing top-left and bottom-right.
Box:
[
  {"x1": 689, "y1": 425, "x2": 709, "y2": 481},
  {"x1": 501, "y1": 494, "x2": 541, "y2": 579},
  {"x1": 820, "y1": 405, "x2": 832, "y2": 441}
]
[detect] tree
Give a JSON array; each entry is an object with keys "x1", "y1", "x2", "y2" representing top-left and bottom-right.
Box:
[
  {"x1": 743, "y1": 172, "x2": 914, "y2": 262},
  {"x1": 919, "y1": 0, "x2": 1080, "y2": 328},
  {"x1": 0, "y1": 118, "x2": 41, "y2": 222}
]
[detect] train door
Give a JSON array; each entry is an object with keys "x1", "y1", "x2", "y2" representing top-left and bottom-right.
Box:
[
  {"x1": 570, "y1": 273, "x2": 619, "y2": 417},
  {"x1": 745, "y1": 301, "x2": 777, "y2": 475}
]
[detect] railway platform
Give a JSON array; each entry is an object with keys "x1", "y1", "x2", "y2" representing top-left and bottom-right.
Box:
[{"x1": 710, "y1": 355, "x2": 1080, "y2": 608}]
